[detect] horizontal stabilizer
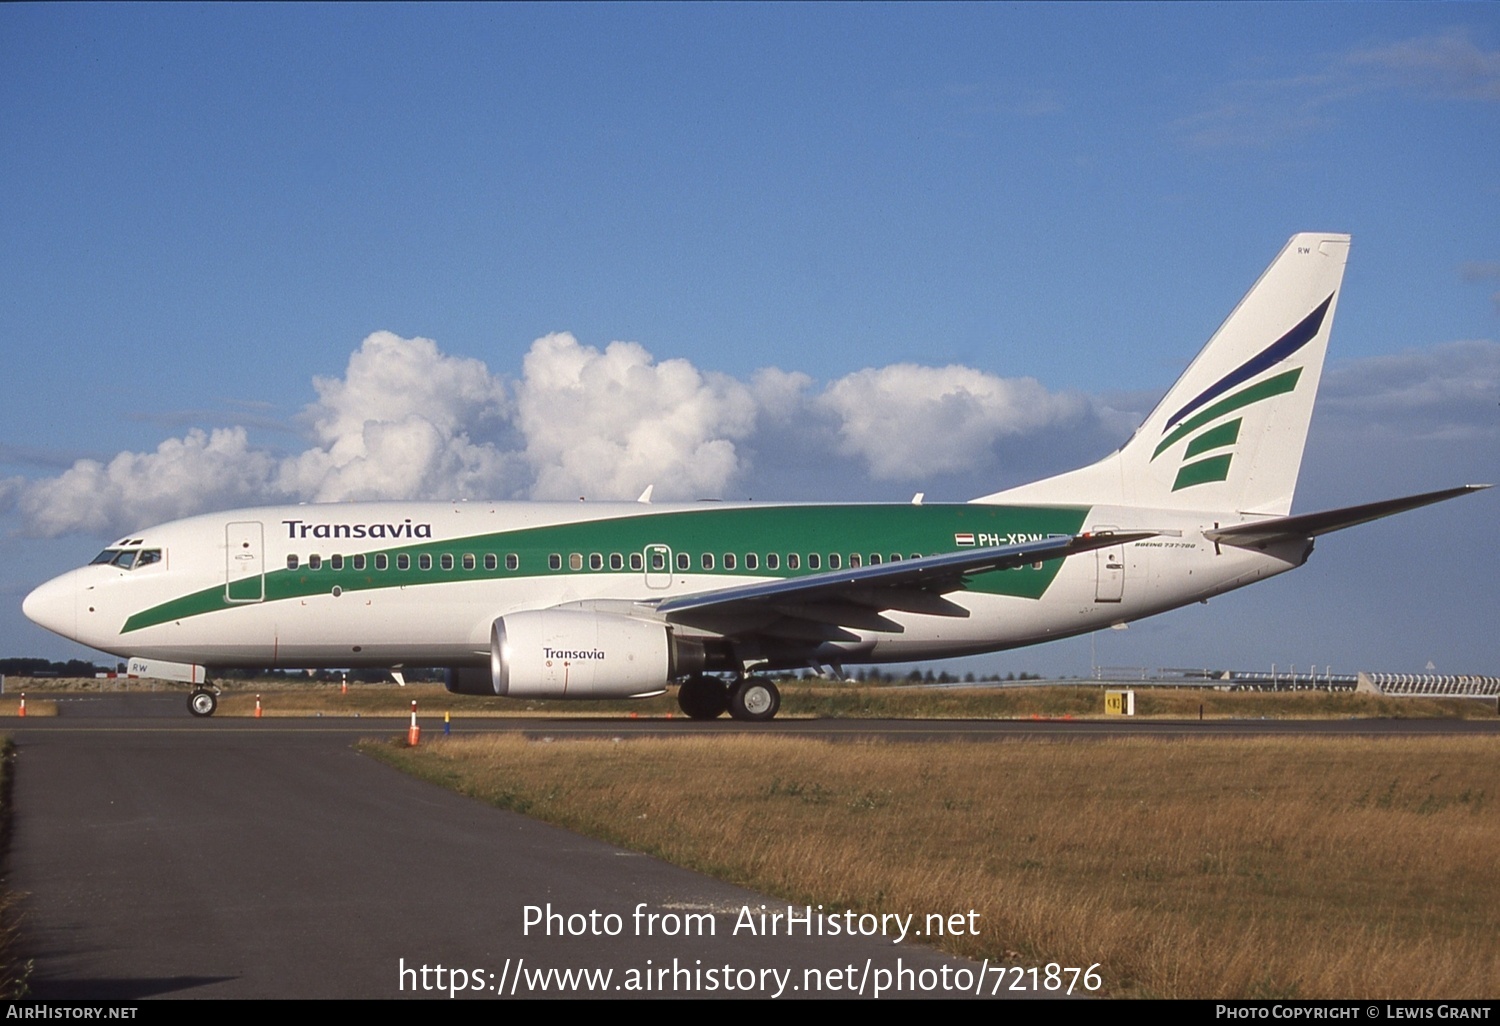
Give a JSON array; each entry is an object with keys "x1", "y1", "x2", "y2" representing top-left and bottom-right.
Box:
[{"x1": 1205, "y1": 485, "x2": 1490, "y2": 547}]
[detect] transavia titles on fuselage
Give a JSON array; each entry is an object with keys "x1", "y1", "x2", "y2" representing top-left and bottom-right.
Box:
[{"x1": 22, "y1": 234, "x2": 1490, "y2": 719}]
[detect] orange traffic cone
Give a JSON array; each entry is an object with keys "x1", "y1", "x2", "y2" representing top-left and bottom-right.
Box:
[
  {"x1": 255, "y1": 694, "x2": 263, "y2": 718},
  {"x1": 407, "y1": 700, "x2": 420, "y2": 746},
  {"x1": 18, "y1": 693, "x2": 25, "y2": 718}
]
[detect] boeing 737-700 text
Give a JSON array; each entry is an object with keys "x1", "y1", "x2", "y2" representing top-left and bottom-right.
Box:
[{"x1": 22, "y1": 233, "x2": 1488, "y2": 719}]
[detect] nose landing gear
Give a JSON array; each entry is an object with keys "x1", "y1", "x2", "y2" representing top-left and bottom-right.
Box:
[{"x1": 188, "y1": 688, "x2": 219, "y2": 717}]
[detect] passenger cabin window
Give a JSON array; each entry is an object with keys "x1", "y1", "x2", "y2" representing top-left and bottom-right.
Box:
[
  {"x1": 419, "y1": 554, "x2": 432, "y2": 571},
  {"x1": 869, "y1": 554, "x2": 881, "y2": 565},
  {"x1": 829, "y1": 553, "x2": 842, "y2": 569},
  {"x1": 745, "y1": 553, "x2": 759, "y2": 570},
  {"x1": 549, "y1": 554, "x2": 562, "y2": 571},
  {"x1": 723, "y1": 553, "x2": 737, "y2": 571},
  {"x1": 788, "y1": 553, "x2": 800, "y2": 570},
  {"x1": 629, "y1": 553, "x2": 643, "y2": 571},
  {"x1": 353, "y1": 554, "x2": 366, "y2": 571},
  {"x1": 701, "y1": 553, "x2": 715, "y2": 571},
  {"x1": 505, "y1": 554, "x2": 519, "y2": 571},
  {"x1": 848, "y1": 554, "x2": 861, "y2": 568},
  {"x1": 287, "y1": 555, "x2": 299, "y2": 571},
  {"x1": 569, "y1": 553, "x2": 583, "y2": 571},
  {"x1": 308, "y1": 554, "x2": 322, "y2": 570},
  {"x1": 766, "y1": 553, "x2": 780, "y2": 570},
  {"x1": 375, "y1": 554, "x2": 388, "y2": 571},
  {"x1": 589, "y1": 553, "x2": 603, "y2": 571},
  {"x1": 484, "y1": 554, "x2": 497, "y2": 571},
  {"x1": 612, "y1": 553, "x2": 625, "y2": 571},
  {"x1": 676, "y1": 553, "x2": 690, "y2": 571},
  {"x1": 462, "y1": 554, "x2": 475, "y2": 571},
  {"x1": 808, "y1": 554, "x2": 820, "y2": 570},
  {"x1": 397, "y1": 554, "x2": 410, "y2": 571},
  {"x1": 650, "y1": 550, "x2": 668, "y2": 572},
  {"x1": 331, "y1": 554, "x2": 344, "y2": 571},
  {"x1": 440, "y1": 554, "x2": 454, "y2": 571}
]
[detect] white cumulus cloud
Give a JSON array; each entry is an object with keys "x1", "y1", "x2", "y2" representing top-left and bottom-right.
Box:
[
  {"x1": 817, "y1": 363, "x2": 1092, "y2": 480},
  {"x1": 515, "y1": 333, "x2": 759, "y2": 501},
  {"x1": 10, "y1": 329, "x2": 1127, "y2": 537},
  {"x1": 277, "y1": 331, "x2": 519, "y2": 502},
  {"x1": 18, "y1": 428, "x2": 284, "y2": 537}
]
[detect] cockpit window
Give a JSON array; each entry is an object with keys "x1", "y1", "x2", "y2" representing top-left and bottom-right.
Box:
[
  {"x1": 96, "y1": 548, "x2": 166, "y2": 569},
  {"x1": 91, "y1": 548, "x2": 164, "y2": 570}
]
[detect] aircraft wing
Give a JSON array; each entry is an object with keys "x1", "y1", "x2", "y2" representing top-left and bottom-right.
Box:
[
  {"x1": 1204, "y1": 485, "x2": 1490, "y2": 548},
  {"x1": 650, "y1": 531, "x2": 1155, "y2": 641}
]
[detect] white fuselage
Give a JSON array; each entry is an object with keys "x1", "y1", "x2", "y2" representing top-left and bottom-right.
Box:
[{"x1": 23, "y1": 499, "x2": 1306, "y2": 671}]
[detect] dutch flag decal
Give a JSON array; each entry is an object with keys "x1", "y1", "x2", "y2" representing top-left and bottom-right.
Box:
[{"x1": 954, "y1": 533, "x2": 976, "y2": 547}]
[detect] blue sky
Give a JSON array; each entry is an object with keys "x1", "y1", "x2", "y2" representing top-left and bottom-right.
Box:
[{"x1": 2, "y1": 4, "x2": 1497, "y2": 676}]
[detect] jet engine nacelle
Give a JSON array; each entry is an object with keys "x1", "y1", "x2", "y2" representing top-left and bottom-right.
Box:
[{"x1": 444, "y1": 609, "x2": 704, "y2": 699}]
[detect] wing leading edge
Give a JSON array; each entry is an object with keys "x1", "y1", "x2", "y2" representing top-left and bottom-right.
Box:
[{"x1": 650, "y1": 531, "x2": 1155, "y2": 642}]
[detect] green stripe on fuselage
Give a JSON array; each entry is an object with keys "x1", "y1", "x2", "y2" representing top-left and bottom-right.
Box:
[{"x1": 120, "y1": 503, "x2": 1091, "y2": 634}]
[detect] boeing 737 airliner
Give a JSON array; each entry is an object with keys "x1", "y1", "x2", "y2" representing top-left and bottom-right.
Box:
[{"x1": 22, "y1": 234, "x2": 1488, "y2": 719}]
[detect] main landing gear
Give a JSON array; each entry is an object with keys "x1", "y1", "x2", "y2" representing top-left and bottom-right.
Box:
[
  {"x1": 676, "y1": 674, "x2": 780, "y2": 722},
  {"x1": 188, "y1": 687, "x2": 220, "y2": 717}
]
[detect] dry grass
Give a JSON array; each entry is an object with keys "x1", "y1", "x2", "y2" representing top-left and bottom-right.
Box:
[
  {"x1": 14, "y1": 677, "x2": 1491, "y2": 720},
  {"x1": 367, "y1": 733, "x2": 1500, "y2": 999},
  {"x1": 780, "y1": 684, "x2": 1495, "y2": 721},
  {"x1": 215, "y1": 682, "x2": 1500, "y2": 720}
]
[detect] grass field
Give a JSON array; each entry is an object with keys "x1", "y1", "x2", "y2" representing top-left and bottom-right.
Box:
[
  {"x1": 4, "y1": 676, "x2": 1496, "y2": 996},
  {"x1": 367, "y1": 732, "x2": 1500, "y2": 999},
  {"x1": 7, "y1": 677, "x2": 1495, "y2": 721}
]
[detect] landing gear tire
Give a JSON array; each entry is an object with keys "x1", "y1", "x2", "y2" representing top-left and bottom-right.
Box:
[
  {"x1": 728, "y1": 677, "x2": 780, "y2": 722},
  {"x1": 677, "y1": 675, "x2": 730, "y2": 720},
  {"x1": 188, "y1": 689, "x2": 218, "y2": 717}
]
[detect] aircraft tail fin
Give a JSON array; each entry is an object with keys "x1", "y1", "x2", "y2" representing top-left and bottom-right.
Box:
[{"x1": 976, "y1": 232, "x2": 1351, "y2": 516}]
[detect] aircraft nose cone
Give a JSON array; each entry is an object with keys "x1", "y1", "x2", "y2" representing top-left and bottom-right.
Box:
[{"x1": 23, "y1": 572, "x2": 78, "y2": 640}]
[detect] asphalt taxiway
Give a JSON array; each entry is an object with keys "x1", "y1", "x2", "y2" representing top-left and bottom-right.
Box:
[
  {"x1": 5, "y1": 695, "x2": 1497, "y2": 998},
  {"x1": 4, "y1": 695, "x2": 1000, "y2": 999}
]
